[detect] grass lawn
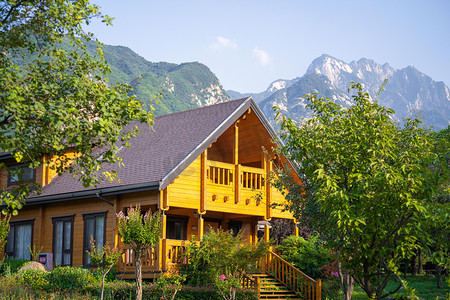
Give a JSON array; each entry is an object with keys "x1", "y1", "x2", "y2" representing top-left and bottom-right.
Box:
[{"x1": 340, "y1": 275, "x2": 449, "y2": 299}]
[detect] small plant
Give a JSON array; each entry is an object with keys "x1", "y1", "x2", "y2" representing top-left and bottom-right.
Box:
[
  {"x1": 157, "y1": 272, "x2": 186, "y2": 300},
  {"x1": 215, "y1": 273, "x2": 241, "y2": 300},
  {"x1": 28, "y1": 245, "x2": 44, "y2": 261},
  {"x1": 87, "y1": 237, "x2": 122, "y2": 300}
]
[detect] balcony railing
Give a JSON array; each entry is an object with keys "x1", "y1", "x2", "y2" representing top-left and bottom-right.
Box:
[
  {"x1": 207, "y1": 160, "x2": 265, "y2": 191},
  {"x1": 207, "y1": 161, "x2": 234, "y2": 186}
]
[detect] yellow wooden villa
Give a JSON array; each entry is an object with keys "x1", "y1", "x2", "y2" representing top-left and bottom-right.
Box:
[{"x1": 1, "y1": 97, "x2": 321, "y2": 299}]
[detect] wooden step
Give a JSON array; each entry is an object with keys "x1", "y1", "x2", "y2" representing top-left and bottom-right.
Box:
[{"x1": 251, "y1": 274, "x2": 301, "y2": 300}]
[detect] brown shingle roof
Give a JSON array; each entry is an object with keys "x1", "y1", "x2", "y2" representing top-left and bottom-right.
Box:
[{"x1": 29, "y1": 98, "x2": 253, "y2": 202}]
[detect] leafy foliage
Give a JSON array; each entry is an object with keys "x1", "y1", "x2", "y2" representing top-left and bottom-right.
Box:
[
  {"x1": 87, "y1": 238, "x2": 122, "y2": 299},
  {"x1": 274, "y1": 83, "x2": 447, "y2": 299},
  {"x1": 0, "y1": 0, "x2": 153, "y2": 214},
  {"x1": 47, "y1": 266, "x2": 96, "y2": 293},
  {"x1": 0, "y1": 214, "x2": 9, "y2": 251},
  {"x1": 156, "y1": 272, "x2": 186, "y2": 300},
  {"x1": 276, "y1": 235, "x2": 332, "y2": 279},
  {"x1": 183, "y1": 227, "x2": 268, "y2": 300}
]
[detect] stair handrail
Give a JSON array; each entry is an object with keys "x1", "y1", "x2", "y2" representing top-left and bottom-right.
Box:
[
  {"x1": 240, "y1": 273, "x2": 260, "y2": 298},
  {"x1": 263, "y1": 250, "x2": 322, "y2": 300}
]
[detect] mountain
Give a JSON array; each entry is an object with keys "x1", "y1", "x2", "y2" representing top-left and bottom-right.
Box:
[
  {"x1": 242, "y1": 55, "x2": 450, "y2": 130},
  {"x1": 227, "y1": 78, "x2": 299, "y2": 103},
  {"x1": 86, "y1": 43, "x2": 231, "y2": 115}
]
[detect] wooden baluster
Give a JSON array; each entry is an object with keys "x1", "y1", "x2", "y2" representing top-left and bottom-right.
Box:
[{"x1": 316, "y1": 279, "x2": 322, "y2": 300}]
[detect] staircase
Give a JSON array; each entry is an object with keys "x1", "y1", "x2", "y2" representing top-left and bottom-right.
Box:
[
  {"x1": 254, "y1": 274, "x2": 301, "y2": 300},
  {"x1": 241, "y1": 251, "x2": 322, "y2": 300}
]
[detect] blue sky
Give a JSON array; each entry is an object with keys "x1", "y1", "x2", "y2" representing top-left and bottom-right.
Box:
[{"x1": 88, "y1": 0, "x2": 450, "y2": 93}]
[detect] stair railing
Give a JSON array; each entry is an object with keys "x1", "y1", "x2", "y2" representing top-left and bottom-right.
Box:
[
  {"x1": 240, "y1": 273, "x2": 260, "y2": 299},
  {"x1": 263, "y1": 251, "x2": 322, "y2": 300}
]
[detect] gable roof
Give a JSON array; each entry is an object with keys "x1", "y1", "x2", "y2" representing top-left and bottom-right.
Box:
[{"x1": 27, "y1": 97, "x2": 281, "y2": 204}]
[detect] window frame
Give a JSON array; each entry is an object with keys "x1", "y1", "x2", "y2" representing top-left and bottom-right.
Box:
[
  {"x1": 7, "y1": 163, "x2": 36, "y2": 186},
  {"x1": 6, "y1": 219, "x2": 34, "y2": 260},
  {"x1": 166, "y1": 215, "x2": 189, "y2": 240},
  {"x1": 52, "y1": 215, "x2": 74, "y2": 267},
  {"x1": 82, "y1": 211, "x2": 107, "y2": 266}
]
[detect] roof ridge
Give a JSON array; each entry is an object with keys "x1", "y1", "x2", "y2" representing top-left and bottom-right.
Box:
[{"x1": 153, "y1": 98, "x2": 249, "y2": 120}]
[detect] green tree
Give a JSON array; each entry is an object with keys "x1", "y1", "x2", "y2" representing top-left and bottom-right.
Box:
[
  {"x1": 273, "y1": 83, "x2": 446, "y2": 299},
  {"x1": 116, "y1": 205, "x2": 161, "y2": 300},
  {"x1": 87, "y1": 238, "x2": 122, "y2": 300},
  {"x1": 420, "y1": 125, "x2": 450, "y2": 289},
  {"x1": 0, "y1": 0, "x2": 153, "y2": 216}
]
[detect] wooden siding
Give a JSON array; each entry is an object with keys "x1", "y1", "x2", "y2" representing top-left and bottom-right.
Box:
[{"x1": 168, "y1": 157, "x2": 201, "y2": 211}]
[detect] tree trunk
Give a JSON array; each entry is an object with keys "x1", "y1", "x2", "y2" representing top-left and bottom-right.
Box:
[
  {"x1": 338, "y1": 261, "x2": 354, "y2": 300},
  {"x1": 411, "y1": 253, "x2": 417, "y2": 275},
  {"x1": 436, "y1": 265, "x2": 443, "y2": 289},
  {"x1": 101, "y1": 272, "x2": 106, "y2": 300},
  {"x1": 135, "y1": 250, "x2": 143, "y2": 300},
  {"x1": 418, "y1": 250, "x2": 423, "y2": 274}
]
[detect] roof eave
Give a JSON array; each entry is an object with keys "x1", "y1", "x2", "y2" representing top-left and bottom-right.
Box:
[{"x1": 25, "y1": 181, "x2": 160, "y2": 206}]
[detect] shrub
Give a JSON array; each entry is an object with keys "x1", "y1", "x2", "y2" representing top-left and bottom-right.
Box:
[
  {"x1": 0, "y1": 258, "x2": 28, "y2": 275},
  {"x1": 16, "y1": 268, "x2": 49, "y2": 290},
  {"x1": 47, "y1": 266, "x2": 96, "y2": 293},
  {"x1": 276, "y1": 235, "x2": 332, "y2": 279}
]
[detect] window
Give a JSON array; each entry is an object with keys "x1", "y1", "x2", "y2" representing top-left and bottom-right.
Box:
[
  {"x1": 6, "y1": 220, "x2": 34, "y2": 260},
  {"x1": 7, "y1": 164, "x2": 35, "y2": 186},
  {"x1": 52, "y1": 216, "x2": 73, "y2": 266},
  {"x1": 228, "y1": 221, "x2": 242, "y2": 237},
  {"x1": 83, "y1": 212, "x2": 106, "y2": 265},
  {"x1": 166, "y1": 216, "x2": 188, "y2": 240}
]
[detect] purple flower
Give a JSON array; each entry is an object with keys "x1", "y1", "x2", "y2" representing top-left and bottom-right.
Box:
[
  {"x1": 220, "y1": 275, "x2": 226, "y2": 280},
  {"x1": 331, "y1": 272, "x2": 339, "y2": 277}
]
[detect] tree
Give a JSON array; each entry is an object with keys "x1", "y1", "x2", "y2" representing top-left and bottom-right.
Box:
[
  {"x1": 87, "y1": 238, "x2": 122, "y2": 300},
  {"x1": 420, "y1": 125, "x2": 450, "y2": 289},
  {"x1": 273, "y1": 83, "x2": 445, "y2": 299},
  {"x1": 116, "y1": 205, "x2": 161, "y2": 300},
  {"x1": 0, "y1": 0, "x2": 153, "y2": 216}
]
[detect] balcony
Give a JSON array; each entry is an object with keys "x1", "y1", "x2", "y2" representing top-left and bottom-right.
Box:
[
  {"x1": 206, "y1": 160, "x2": 266, "y2": 208},
  {"x1": 118, "y1": 239, "x2": 194, "y2": 279}
]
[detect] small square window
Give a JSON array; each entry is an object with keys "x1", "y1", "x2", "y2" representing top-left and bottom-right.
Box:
[{"x1": 7, "y1": 164, "x2": 35, "y2": 186}]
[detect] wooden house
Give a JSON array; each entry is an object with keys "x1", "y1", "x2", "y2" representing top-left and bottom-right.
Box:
[{"x1": 0, "y1": 97, "x2": 299, "y2": 279}]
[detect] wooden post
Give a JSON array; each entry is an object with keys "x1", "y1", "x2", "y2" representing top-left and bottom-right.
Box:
[
  {"x1": 250, "y1": 219, "x2": 257, "y2": 245},
  {"x1": 161, "y1": 212, "x2": 167, "y2": 240},
  {"x1": 200, "y1": 151, "x2": 207, "y2": 212},
  {"x1": 316, "y1": 279, "x2": 322, "y2": 300},
  {"x1": 265, "y1": 155, "x2": 272, "y2": 219},
  {"x1": 256, "y1": 277, "x2": 261, "y2": 299},
  {"x1": 294, "y1": 221, "x2": 299, "y2": 237},
  {"x1": 198, "y1": 215, "x2": 204, "y2": 241},
  {"x1": 163, "y1": 187, "x2": 169, "y2": 209},
  {"x1": 234, "y1": 122, "x2": 240, "y2": 204},
  {"x1": 264, "y1": 221, "x2": 270, "y2": 243},
  {"x1": 161, "y1": 238, "x2": 168, "y2": 272}
]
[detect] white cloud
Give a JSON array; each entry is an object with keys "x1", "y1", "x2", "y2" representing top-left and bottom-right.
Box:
[
  {"x1": 210, "y1": 36, "x2": 237, "y2": 50},
  {"x1": 252, "y1": 47, "x2": 271, "y2": 66}
]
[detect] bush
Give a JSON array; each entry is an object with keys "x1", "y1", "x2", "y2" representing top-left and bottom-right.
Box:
[
  {"x1": 47, "y1": 266, "x2": 97, "y2": 293},
  {"x1": 276, "y1": 235, "x2": 332, "y2": 279},
  {"x1": 0, "y1": 258, "x2": 28, "y2": 275},
  {"x1": 17, "y1": 269, "x2": 49, "y2": 290}
]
